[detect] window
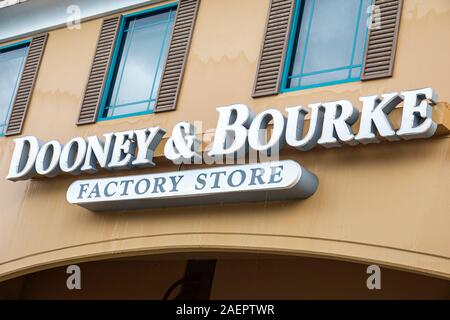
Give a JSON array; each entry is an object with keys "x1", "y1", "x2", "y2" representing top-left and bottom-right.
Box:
[
  {"x1": 282, "y1": 0, "x2": 372, "y2": 91},
  {"x1": 99, "y1": 6, "x2": 176, "y2": 120},
  {"x1": 0, "y1": 41, "x2": 29, "y2": 136}
]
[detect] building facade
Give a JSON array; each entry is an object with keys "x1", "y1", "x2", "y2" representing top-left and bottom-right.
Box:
[{"x1": 0, "y1": 0, "x2": 449, "y2": 299}]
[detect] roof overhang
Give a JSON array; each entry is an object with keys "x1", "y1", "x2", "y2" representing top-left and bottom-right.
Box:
[{"x1": 0, "y1": 0, "x2": 165, "y2": 43}]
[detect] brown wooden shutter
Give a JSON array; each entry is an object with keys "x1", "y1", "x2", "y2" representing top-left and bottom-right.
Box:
[
  {"x1": 5, "y1": 34, "x2": 48, "y2": 136},
  {"x1": 252, "y1": 0, "x2": 295, "y2": 98},
  {"x1": 154, "y1": 0, "x2": 200, "y2": 113},
  {"x1": 361, "y1": 0, "x2": 403, "y2": 80},
  {"x1": 77, "y1": 16, "x2": 121, "y2": 125}
]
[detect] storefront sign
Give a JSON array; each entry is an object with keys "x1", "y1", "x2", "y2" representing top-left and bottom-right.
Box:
[
  {"x1": 66, "y1": 160, "x2": 318, "y2": 211},
  {"x1": 7, "y1": 88, "x2": 437, "y2": 181},
  {"x1": 5, "y1": 87, "x2": 439, "y2": 210}
]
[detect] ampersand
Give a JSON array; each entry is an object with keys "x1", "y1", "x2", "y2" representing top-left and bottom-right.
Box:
[{"x1": 164, "y1": 122, "x2": 202, "y2": 164}]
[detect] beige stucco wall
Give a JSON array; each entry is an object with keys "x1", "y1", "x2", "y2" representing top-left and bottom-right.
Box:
[{"x1": 0, "y1": 0, "x2": 449, "y2": 281}]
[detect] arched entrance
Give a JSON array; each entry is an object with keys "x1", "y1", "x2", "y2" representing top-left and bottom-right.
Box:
[{"x1": 1, "y1": 252, "x2": 449, "y2": 299}]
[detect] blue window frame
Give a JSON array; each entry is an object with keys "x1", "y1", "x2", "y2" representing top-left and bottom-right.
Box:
[
  {"x1": 0, "y1": 40, "x2": 30, "y2": 136},
  {"x1": 98, "y1": 4, "x2": 177, "y2": 121},
  {"x1": 282, "y1": 0, "x2": 372, "y2": 92}
]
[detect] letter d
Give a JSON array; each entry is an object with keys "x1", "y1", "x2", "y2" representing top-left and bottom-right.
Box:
[{"x1": 6, "y1": 136, "x2": 42, "y2": 181}]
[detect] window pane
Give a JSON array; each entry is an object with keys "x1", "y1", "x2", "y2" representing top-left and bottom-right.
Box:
[
  {"x1": 285, "y1": 0, "x2": 371, "y2": 90},
  {"x1": 0, "y1": 44, "x2": 28, "y2": 134},
  {"x1": 103, "y1": 7, "x2": 175, "y2": 119},
  {"x1": 132, "y1": 9, "x2": 173, "y2": 30},
  {"x1": 351, "y1": 66, "x2": 362, "y2": 79},
  {"x1": 107, "y1": 102, "x2": 151, "y2": 118},
  {"x1": 290, "y1": 0, "x2": 314, "y2": 77},
  {"x1": 300, "y1": 69, "x2": 350, "y2": 87},
  {"x1": 303, "y1": 0, "x2": 360, "y2": 73}
]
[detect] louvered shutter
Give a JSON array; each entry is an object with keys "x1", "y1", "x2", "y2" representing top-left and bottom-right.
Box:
[
  {"x1": 154, "y1": 0, "x2": 201, "y2": 113},
  {"x1": 77, "y1": 16, "x2": 121, "y2": 125},
  {"x1": 361, "y1": 0, "x2": 403, "y2": 80},
  {"x1": 252, "y1": 0, "x2": 295, "y2": 98},
  {"x1": 5, "y1": 34, "x2": 48, "y2": 136}
]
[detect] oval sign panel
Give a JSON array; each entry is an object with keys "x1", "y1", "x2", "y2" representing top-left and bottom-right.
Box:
[{"x1": 67, "y1": 160, "x2": 318, "y2": 211}]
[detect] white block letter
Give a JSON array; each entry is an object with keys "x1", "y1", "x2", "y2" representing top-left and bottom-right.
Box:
[
  {"x1": 7, "y1": 136, "x2": 42, "y2": 181},
  {"x1": 81, "y1": 133, "x2": 115, "y2": 173},
  {"x1": 286, "y1": 103, "x2": 325, "y2": 151},
  {"x1": 397, "y1": 88, "x2": 437, "y2": 140},
  {"x1": 208, "y1": 104, "x2": 255, "y2": 158},
  {"x1": 109, "y1": 130, "x2": 136, "y2": 169},
  {"x1": 356, "y1": 93, "x2": 403, "y2": 144},
  {"x1": 133, "y1": 127, "x2": 166, "y2": 167},
  {"x1": 60, "y1": 137, "x2": 87, "y2": 175},
  {"x1": 36, "y1": 140, "x2": 63, "y2": 177},
  {"x1": 248, "y1": 109, "x2": 286, "y2": 156},
  {"x1": 318, "y1": 100, "x2": 359, "y2": 148}
]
